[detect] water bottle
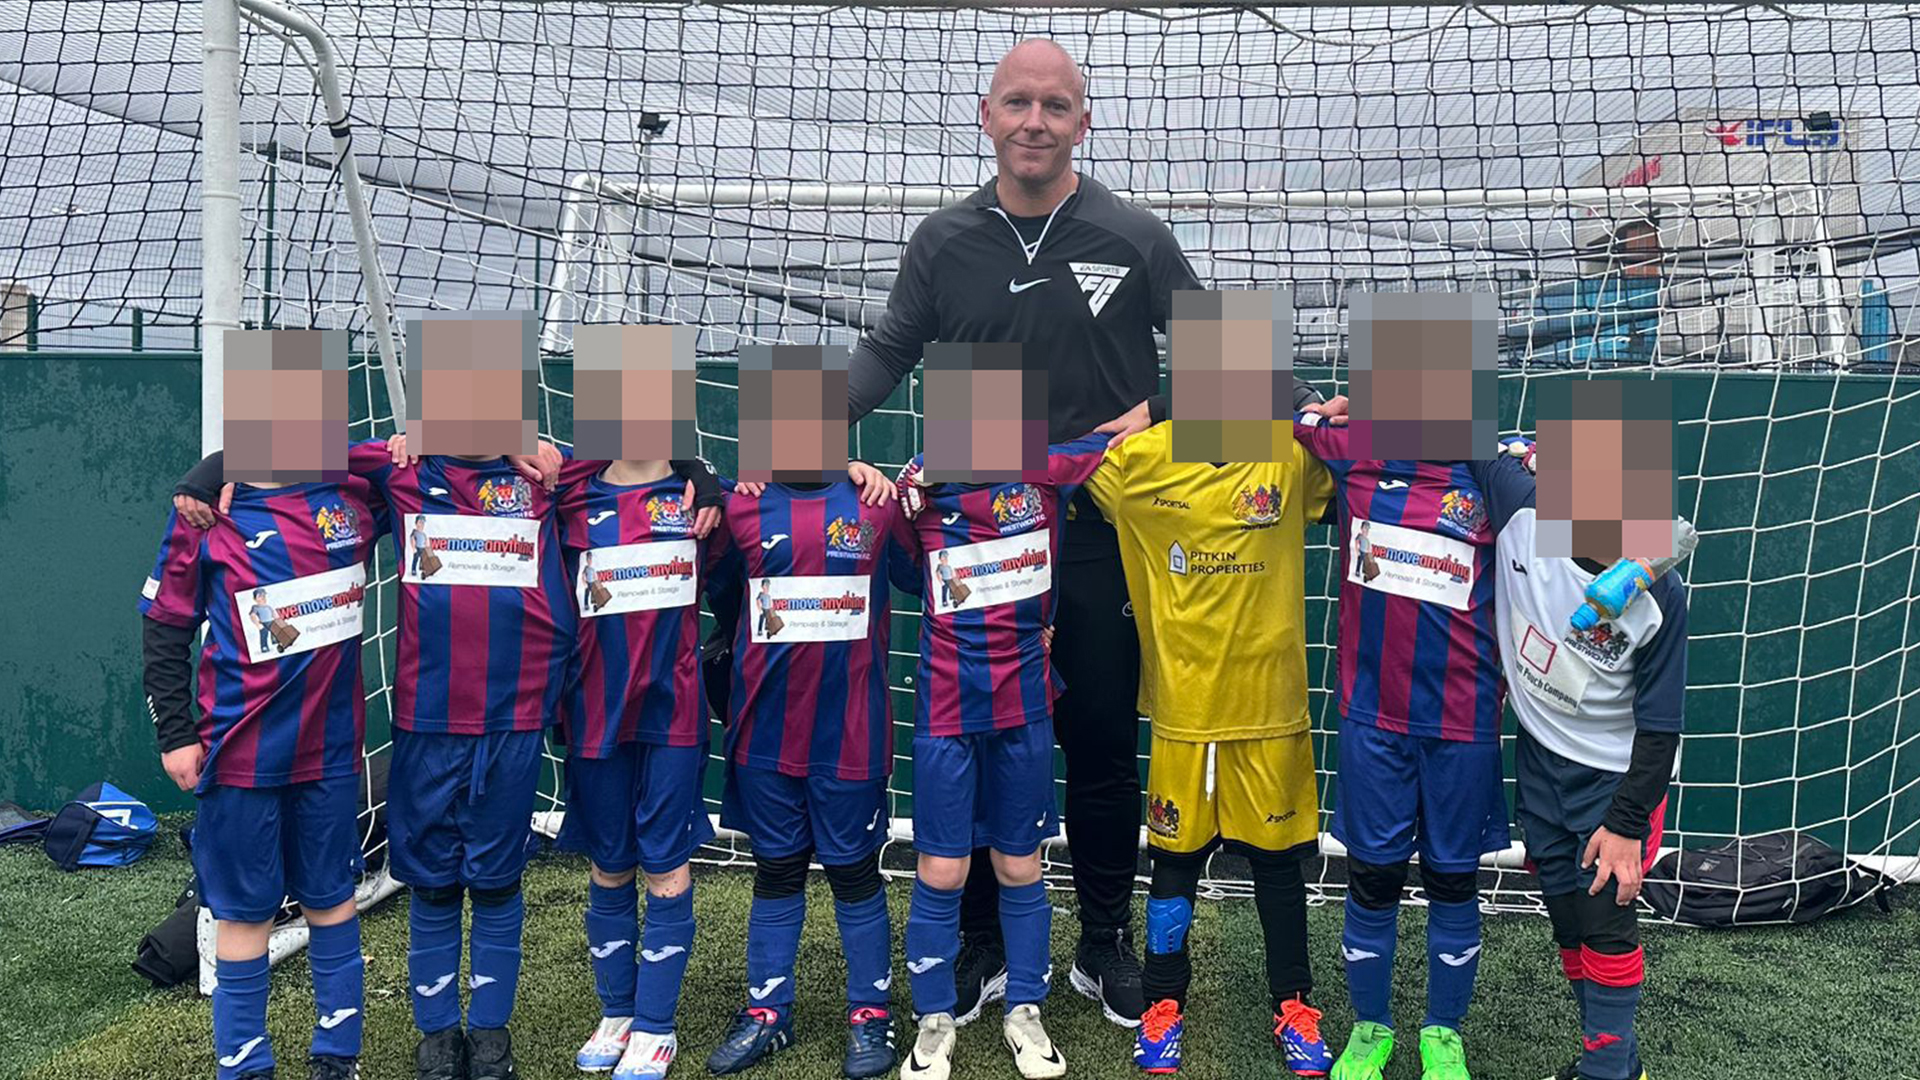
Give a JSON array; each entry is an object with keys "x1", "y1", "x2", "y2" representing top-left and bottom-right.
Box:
[{"x1": 1569, "y1": 517, "x2": 1699, "y2": 632}]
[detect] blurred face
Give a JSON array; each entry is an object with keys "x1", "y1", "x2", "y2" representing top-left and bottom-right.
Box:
[
  {"x1": 1534, "y1": 382, "x2": 1677, "y2": 562},
  {"x1": 222, "y1": 328, "x2": 350, "y2": 482},
  {"x1": 980, "y1": 42, "x2": 1090, "y2": 191}
]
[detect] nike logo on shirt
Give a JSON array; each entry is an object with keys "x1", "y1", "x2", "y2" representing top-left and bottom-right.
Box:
[
  {"x1": 245, "y1": 530, "x2": 277, "y2": 549},
  {"x1": 317, "y1": 1007, "x2": 359, "y2": 1030},
  {"x1": 589, "y1": 939, "x2": 631, "y2": 959},
  {"x1": 1438, "y1": 945, "x2": 1482, "y2": 967},
  {"x1": 414, "y1": 973, "x2": 455, "y2": 997},
  {"x1": 641, "y1": 945, "x2": 687, "y2": 962},
  {"x1": 761, "y1": 534, "x2": 789, "y2": 550},
  {"x1": 748, "y1": 976, "x2": 787, "y2": 1000},
  {"x1": 218, "y1": 1036, "x2": 267, "y2": 1068},
  {"x1": 589, "y1": 510, "x2": 617, "y2": 525},
  {"x1": 1008, "y1": 278, "x2": 1051, "y2": 294}
]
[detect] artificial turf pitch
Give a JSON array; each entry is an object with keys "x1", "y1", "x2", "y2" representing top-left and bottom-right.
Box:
[{"x1": 5, "y1": 825, "x2": 1915, "y2": 1080}]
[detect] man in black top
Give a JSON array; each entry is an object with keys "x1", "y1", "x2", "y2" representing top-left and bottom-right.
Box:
[{"x1": 848, "y1": 39, "x2": 1338, "y2": 1030}]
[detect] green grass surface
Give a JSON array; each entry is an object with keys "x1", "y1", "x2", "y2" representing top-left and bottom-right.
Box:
[{"x1": 4, "y1": 831, "x2": 1917, "y2": 1080}]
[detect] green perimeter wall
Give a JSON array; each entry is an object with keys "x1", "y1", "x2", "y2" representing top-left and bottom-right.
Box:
[{"x1": 4, "y1": 354, "x2": 1918, "y2": 860}]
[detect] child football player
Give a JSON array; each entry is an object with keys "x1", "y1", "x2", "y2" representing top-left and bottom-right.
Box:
[
  {"x1": 1291, "y1": 414, "x2": 1508, "y2": 1080},
  {"x1": 887, "y1": 351, "x2": 1110, "y2": 1080},
  {"x1": 556, "y1": 454, "x2": 725, "y2": 1079},
  {"x1": 698, "y1": 456, "x2": 914, "y2": 1079},
  {"x1": 142, "y1": 330, "x2": 387, "y2": 1080},
  {"x1": 1081, "y1": 418, "x2": 1338, "y2": 1078},
  {"x1": 1487, "y1": 419, "x2": 1687, "y2": 1080}
]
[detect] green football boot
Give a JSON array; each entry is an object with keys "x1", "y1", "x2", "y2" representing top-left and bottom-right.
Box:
[
  {"x1": 1330, "y1": 1022, "x2": 1395, "y2": 1080},
  {"x1": 1417, "y1": 1025, "x2": 1472, "y2": 1080}
]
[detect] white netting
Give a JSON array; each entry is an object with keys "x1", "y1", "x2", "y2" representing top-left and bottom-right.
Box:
[{"x1": 4, "y1": 4, "x2": 1919, "y2": 974}]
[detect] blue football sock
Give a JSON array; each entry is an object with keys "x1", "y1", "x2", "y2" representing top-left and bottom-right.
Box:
[
  {"x1": 634, "y1": 888, "x2": 696, "y2": 1034},
  {"x1": 467, "y1": 891, "x2": 525, "y2": 1030},
  {"x1": 407, "y1": 892, "x2": 465, "y2": 1034},
  {"x1": 904, "y1": 879, "x2": 962, "y2": 1017},
  {"x1": 1423, "y1": 898, "x2": 1483, "y2": 1031},
  {"x1": 998, "y1": 880, "x2": 1053, "y2": 1008},
  {"x1": 1579, "y1": 946, "x2": 1643, "y2": 1080},
  {"x1": 213, "y1": 953, "x2": 275, "y2": 1080},
  {"x1": 586, "y1": 880, "x2": 640, "y2": 1018},
  {"x1": 307, "y1": 917, "x2": 365, "y2": 1059},
  {"x1": 744, "y1": 892, "x2": 805, "y2": 1016},
  {"x1": 835, "y1": 891, "x2": 893, "y2": 1010},
  {"x1": 1342, "y1": 895, "x2": 1399, "y2": 1028}
]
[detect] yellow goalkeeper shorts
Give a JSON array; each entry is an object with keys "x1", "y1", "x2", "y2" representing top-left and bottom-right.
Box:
[{"x1": 1145, "y1": 731, "x2": 1319, "y2": 857}]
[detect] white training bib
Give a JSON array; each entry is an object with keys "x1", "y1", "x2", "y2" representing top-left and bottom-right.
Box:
[
  {"x1": 926, "y1": 532, "x2": 1053, "y2": 617},
  {"x1": 1510, "y1": 607, "x2": 1594, "y2": 715},
  {"x1": 576, "y1": 539, "x2": 699, "y2": 618},
  {"x1": 749, "y1": 574, "x2": 871, "y2": 644},
  {"x1": 403, "y1": 513, "x2": 540, "y2": 588},
  {"x1": 1348, "y1": 518, "x2": 1477, "y2": 611},
  {"x1": 232, "y1": 563, "x2": 368, "y2": 665}
]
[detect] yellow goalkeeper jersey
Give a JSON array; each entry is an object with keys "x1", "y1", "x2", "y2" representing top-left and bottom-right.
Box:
[{"x1": 1082, "y1": 422, "x2": 1335, "y2": 742}]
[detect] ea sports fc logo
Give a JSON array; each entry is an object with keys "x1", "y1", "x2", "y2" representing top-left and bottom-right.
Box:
[
  {"x1": 476, "y1": 475, "x2": 534, "y2": 517},
  {"x1": 825, "y1": 515, "x2": 878, "y2": 559},
  {"x1": 1229, "y1": 483, "x2": 1282, "y2": 529},
  {"x1": 313, "y1": 503, "x2": 361, "y2": 551},
  {"x1": 1147, "y1": 794, "x2": 1181, "y2": 839},
  {"x1": 644, "y1": 493, "x2": 692, "y2": 533},
  {"x1": 990, "y1": 484, "x2": 1045, "y2": 534}
]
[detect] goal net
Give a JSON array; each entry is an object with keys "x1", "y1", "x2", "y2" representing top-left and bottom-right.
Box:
[{"x1": 4, "y1": 1, "x2": 1919, "y2": 980}]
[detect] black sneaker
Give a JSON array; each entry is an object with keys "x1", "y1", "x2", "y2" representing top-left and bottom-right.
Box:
[
  {"x1": 465, "y1": 1028, "x2": 518, "y2": 1080},
  {"x1": 414, "y1": 1028, "x2": 467, "y2": 1080},
  {"x1": 951, "y1": 932, "x2": 1009, "y2": 1027},
  {"x1": 1069, "y1": 926, "x2": 1145, "y2": 1028},
  {"x1": 307, "y1": 1056, "x2": 360, "y2": 1080}
]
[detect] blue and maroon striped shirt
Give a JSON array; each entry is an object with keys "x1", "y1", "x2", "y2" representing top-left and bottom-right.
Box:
[
  {"x1": 1293, "y1": 418, "x2": 1506, "y2": 743},
  {"x1": 555, "y1": 467, "x2": 707, "y2": 756},
  {"x1": 138, "y1": 480, "x2": 386, "y2": 789},
  {"x1": 705, "y1": 482, "x2": 918, "y2": 781},
  {"x1": 898, "y1": 433, "x2": 1111, "y2": 737},
  {"x1": 349, "y1": 441, "x2": 577, "y2": 736}
]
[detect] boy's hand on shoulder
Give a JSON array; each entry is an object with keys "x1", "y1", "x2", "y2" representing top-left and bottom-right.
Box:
[
  {"x1": 1301, "y1": 394, "x2": 1351, "y2": 427},
  {"x1": 848, "y1": 461, "x2": 895, "y2": 507},
  {"x1": 388, "y1": 432, "x2": 418, "y2": 469},
  {"x1": 684, "y1": 479, "x2": 722, "y2": 539},
  {"x1": 732, "y1": 480, "x2": 767, "y2": 499},
  {"x1": 173, "y1": 486, "x2": 234, "y2": 529},
  {"x1": 506, "y1": 438, "x2": 563, "y2": 491}
]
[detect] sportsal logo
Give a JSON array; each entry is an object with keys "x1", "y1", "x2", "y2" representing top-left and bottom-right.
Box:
[
  {"x1": 1147, "y1": 794, "x2": 1181, "y2": 839},
  {"x1": 1563, "y1": 618, "x2": 1632, "y2": 669},
  {"x1": 1229, "y1": 483, "x2": 1283, "y2": 529},
  {"x1": 1436, "y1": 488, "x2": 1488, "y2": 539},
  {"x1": 1070, "y1": 261, "x2": 1130, "y2": 317},
  {"x1": 644, "y1": 492, "x2": 693, "y2": 533},
  {"x1": 476, "y1": 475, "x2": 534, "y2": 517},
  {"x1": 313, "y1": 502, "x2": 362, "y2": 551},
  {"x1": 990, "y1": 483, "x2": 1046, "y2": 534},
  {"x1": 824, "y1": 515, "x2": 878, "y2": 560}
]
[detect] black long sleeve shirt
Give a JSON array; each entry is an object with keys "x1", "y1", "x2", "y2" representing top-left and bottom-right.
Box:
[{"x1": 846, "y1": 172, "x2": 1323, "y2": 442}]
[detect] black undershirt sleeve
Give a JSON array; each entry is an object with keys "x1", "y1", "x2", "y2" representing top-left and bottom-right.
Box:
[
  {"x1": 175, "y1": 450, "x2": 225, "y2": 505},
  {"x1": 669, "y1": 458, "x2": 727, "y2": 510},
  {"x1": 1602, "y1": 729, "x2": 1679, "y2": 840},
  {"x1": 142, "y1": 618, "x2": 201, "y2": 753}
]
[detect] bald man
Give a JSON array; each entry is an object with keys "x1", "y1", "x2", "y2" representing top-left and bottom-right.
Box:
[{"x1": 847, "y1": 36, "x2": 1335, "y2": 1065}]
